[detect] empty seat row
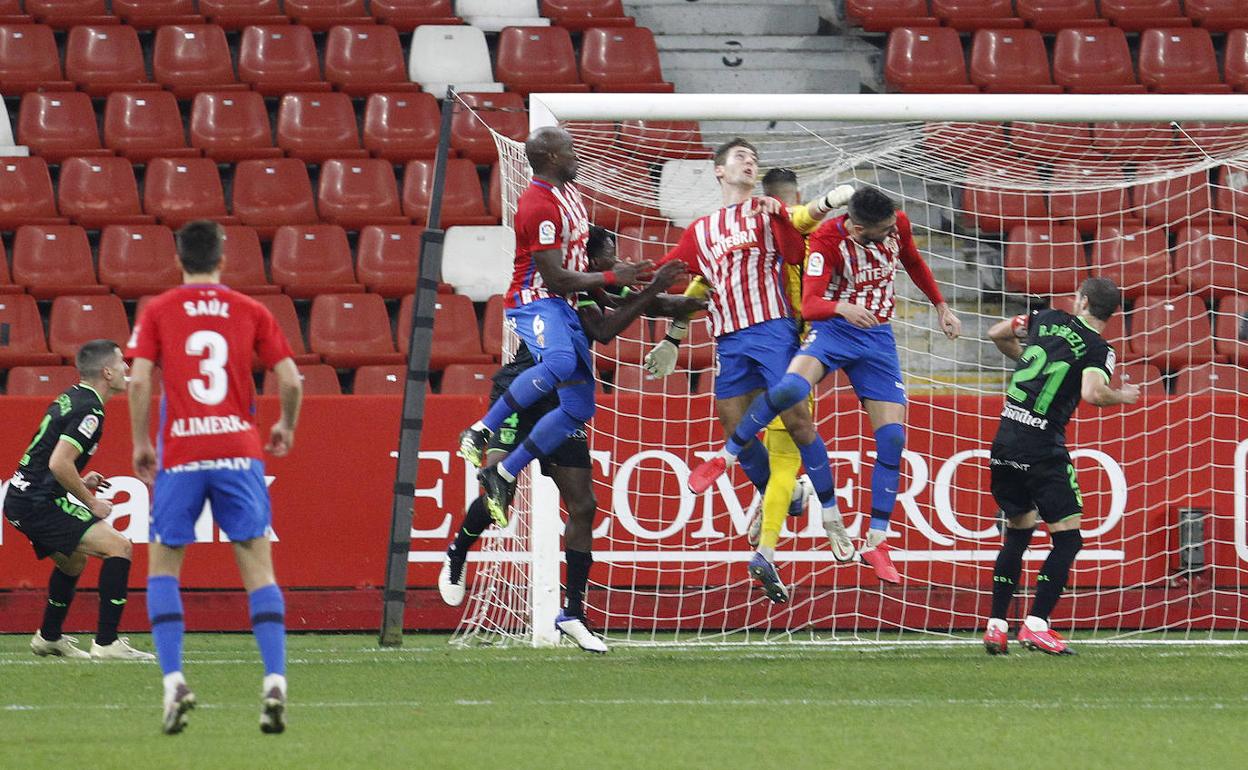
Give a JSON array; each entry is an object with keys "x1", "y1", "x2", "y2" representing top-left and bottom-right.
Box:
[
  {"x1": 887, "y1": 26, "x2": 1248, "y2": 93},
  {"x1": 849, "y1": 0, "x2": 1248, "y2": 34}
]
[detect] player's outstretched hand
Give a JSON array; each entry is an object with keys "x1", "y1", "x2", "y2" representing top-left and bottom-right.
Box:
[
  {"x1": 666, "y1": 296, "x2": 708, "y2": 316},
  {"x1": 612, "y1": 259, "x2": 654, "y2": 287},
  {"x1": 836, "y1": 303, "x2": 879, "y2": 329},
  {"x1": 937, "y1": 303, "x2": 962, "y2": 340},
  {"x1": 133, "y1": 443, "x2": 157, "y2": 485},
  {"x1": 87, "y1": 496, "x2": 113, "y2": 520},
  {"x1": 1119, "y1": 383, "x2": 1141, "y2": 405},
  {"x1": 82, "y1": 471, "x2": 110, "y2": 493},
  {"x1": 649, "y1": 260, "x2": 686, "y2": 291},
  {"x1": 266, "y1": 421, "x2": 296, "y2": 457},
  {"x1": 820, "y1": 184, "x2": 855, "y2": 210},
  {"x1": 754, "y1": 197, "x2": 785, "y2": 216}
]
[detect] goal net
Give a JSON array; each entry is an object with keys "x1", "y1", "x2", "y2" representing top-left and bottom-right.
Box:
[{"x1": 452, "y1": 94, "x2": 1248, "y2": 646}]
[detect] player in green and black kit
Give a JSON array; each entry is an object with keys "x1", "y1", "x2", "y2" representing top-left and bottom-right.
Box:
[
  {"x1": 982, "y1": 277, "x2": 1139, "y2": 656},
  {"x1": 3, "y1": 340, "x2": 154, "y2": 660},
  {"x1": 439, "y1": 227, "x2": 702, "y2": 653}
]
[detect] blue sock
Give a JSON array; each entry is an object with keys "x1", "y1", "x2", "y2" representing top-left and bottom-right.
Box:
[
  {"x1": 248, "y1": 584, "x2": 286, "y2": 677},
  {"x1": 796, "y1": 437, "x2": 837, "y2": 508},
  {"x1": 870, "y1": 423, "x2": 905, "y2": 529},
  {"x1": 482, "y1": 352, "x2": 578, "y2": 432},
  {"x1": 726, "y1": 374, "x2": 811, "y2": 456},
  {"x1": 736, "y1": 439, "x2": 771, "y2": 494},
  {"x1": 146, "y1": 575, "x2": 184, "y2": 676}
]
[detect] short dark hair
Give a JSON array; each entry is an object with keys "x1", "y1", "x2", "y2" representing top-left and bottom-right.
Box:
[
  {"x1": 587, "y1": 226, "x2": 614, "y2": 261},
  {"x1": 76, "y1": 339, "x2": 120, "y2": 378},
  {"x1": 762, "y1": 168, "x2": 798, "y2": 189},
  {"x1": 1079, "y1": 277, "x2": 1121, "y2": 321},
  {"x1": 847, "y1": 187, "x2": 897, "y2": 226},
  {"x1": 176, "y1": 220, "x2": 224, "y2": 275},
  {"x1": 713, "y1": 137, "x2": 758, "y2": 167}
]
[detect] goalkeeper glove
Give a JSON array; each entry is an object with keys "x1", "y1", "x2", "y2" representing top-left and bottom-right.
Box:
[
  {"x1": 813, "y1": 184, "x2": 855, "y2": 216},
  {"x1": 644, "y1": 320, "x2": 688, "y2": 378}
]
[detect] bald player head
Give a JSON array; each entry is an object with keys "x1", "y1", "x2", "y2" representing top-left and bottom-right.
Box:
[{"x1": 525, "y1": 126, "x2": 579, "y2": 185}]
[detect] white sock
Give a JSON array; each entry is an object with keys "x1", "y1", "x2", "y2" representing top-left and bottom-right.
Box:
[
  {"x1": 866, "y1": 529, "x2": 888, "y2": 548},
  {"x1": 496, "y1": 464, "x2": 515, "y2": 483},
  {"x1": 263, "y1": 673, "x2": 287, "y2": 696},
  {"x1": 821, "y1": 505, "x2": 842, "y2": 529},
  {"x1": 1023, "y1": 615, "x2": 1049, "y2": 632},
  {"x1": 758, "y1": 545, "x2": 775, "y2": 562},
  {"x1": 718, "y1": 448, "x2": 738, "y2": 467},
  {"x1": 986, "y1": 618, "x2": 1008, "y2": 633},
  {"x1": 163, "y1": 671, "x2": 186, "y2": 696},
  {"x1": 471, "y1": 420, "x2": 487, "y2": 432}
]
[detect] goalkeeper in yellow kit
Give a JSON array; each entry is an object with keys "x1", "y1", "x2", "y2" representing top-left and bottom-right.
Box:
[{"x1": 645, "y1": 169, "x2": 854, "y2": 601}]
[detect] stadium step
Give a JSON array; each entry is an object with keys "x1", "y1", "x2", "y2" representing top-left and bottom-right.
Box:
[
  {"x1": 626, "y1": 0, "x2": 821, "y2": 36},
  {"x1": 644, "y1": 33, "x2": 870, "y2": 92}
]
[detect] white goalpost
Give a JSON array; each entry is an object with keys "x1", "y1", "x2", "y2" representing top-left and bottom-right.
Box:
[{"x1": 452, "y1": 93, "x2": 1248, "y2": 647}]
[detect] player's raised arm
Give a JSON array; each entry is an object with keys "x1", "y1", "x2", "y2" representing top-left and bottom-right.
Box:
[
  {"x1": 579, "y1": 261, "x2": 701, "y2": 343},
  {"x1": 1081, "y1": 368, "x2": 1139, "y2": 407},
  {"x1": 988, "y1": 315, "x2": 1028, "y2": 361},
  {"x1": 266, "y1": 358, "x2": 302, "y2": 456},
  {"x1": 895, "y1": 212, "x2": 960, "y2": 340},
  {"x1": 533, "y1": 247, "x2": 651, "y2": 295},
  {"x1": 127, "y1": 357, "x2": 157, "y2": 484}
]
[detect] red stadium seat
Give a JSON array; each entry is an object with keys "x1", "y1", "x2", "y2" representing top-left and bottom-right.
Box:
[
  {"x1": 583, "y1": 157, "x2": 661, "y2": 230},
  {"x1": 219, "y1": 226, "x2": 277, "y2": 295},
  {"x1": 402, "y1": 159, "x2": 496, "y2": 226},
  {"x1": 97, "y1": 225, "x2": 181, "y2": 298},
  {"x1": 617, "y1": 224, "x2": 685, "y2": 264},
  {"x1": 0, "y1": 24, "x2": 72, "y2": 94},
  {"x1": 1173, "y1": 223, "x2": 1248, "y2": 300},
  {"x1": 542, "y1": 0, "x2": 633, "y2": 30},
  {"x1": 1114, "y1": 362, "x2": 1165, "y2": 396},
  {"x1": 263, "y1": 363, "x2": 342, "y2": 395},
  {"x1": 617, "y1": 121, "x2": 711, "y2": 163},
  {"x1": 451, "y1": 92, "x2": 527, "y2": 165},
  {"x1": 399, "y1": 293, "x2": 494, "y2": 370},
  {"x1": 0, "y1": 0, "x2": 30, "y2": 24},
  {"x1": 103, "y1": 91, "x2": 199, "y2": 163},
  {"x1": 64, "y1": 24, "x2": 159, "y2": 96},
  {"x1": 324, "y1": 24, "x2": 418, "y2": 96},
  {"x1": 143, "y1": 158, "x2": 236, "y2": 228},
  {"x1": 6, "y1": 366, "x2": 81, "y2": 396},
  {"x1": 318, "y1": 159, "x2": 408, "y2": 229},
  {"x1": 200, "y1": 0, "x2": 287, "y2": 29},
  {"x1": 48, "y1": 294, "x2": 130, "y2": 361},
  {"x1": 11, "y1": 225, "x2": 104, "y2": 299},
  {"x1": 277, "y1": 92, "x2": 368, "y2": 163},
  {"x1": 1099, "y1": 0, "x2": 1189, "y2": 32},
  {"x1": 231, "y1": 159, "x2": 319, "y2": 239},
  {"x1": 356, "y1": 225, "x2": 425, "y2": 298},
  {"x1": 970, "y1": 29, "x2": 1062, "y2": 94},
  {"x1": 153, "y1": 25, "x2": 247, "y2": 100},
  {"x1": 930, "y1": 0, "x2": 1023, "y2": 31},
  {"x1": 1091, "y1": 221, "x2": 1179, "y2": 299},
  {"x1": 113, "y1": 0, "x2": 202, "y2": 28},
  {"x1": 311, "y1": 293, "x2": 405, "y2": 368},
  {"x1": 369, "y1": 0, "x2": 462, "y2": 31},
  {"x1": 17, "y1": 91, "x2": 109, "y2": 164},
  {"x1": 482, "y1": 293, "x2": 504, "y2": 360},
  {"x1": 1004, "y1": 224, "x2": 1087, "y2": 296},
  {"x1": 1091, "y1": 121, "x2": 1174, "y2": 159},
  {"x1": 1171, "y1": 361, "x2": 1248, "y2": 395},
  {"x1": 844, "y1": 0, "x2": 937, "y2": 32},
  {"x1": 363, "y1": 92, "x2": 441, "y2": 163},
  {"x1": 1049, "y1": 162, "x2": 1130, "y2": 235},
  {"x1": 238, "y1": 24, "x2": 331, "y2": 97},
  {"x1": 488, "y1": 163, "x2": 503, "y2": 220},
  {"x1": 613, "y1": 366, "x2": 690, "y2": 397},
  {"x1": 285, "y1": 0, "x2": 372, "y2": 30},
  {"x1": 1009, "y1": 121, "x2": 1092, "y2": 162},
  {"x1": 440, "y1": 362, "x2": 496, "y2": 395},
  {"x1": 884, "y1": 27, "x2": 978, "y2": 94},
  {"x1": 1131, "y1": 295, "x2": 1221, "y2": 369},
  {"x1": 960, "y1": 159, "x2": 1047, "y2": 234},
  {"x1": 57, "y1": 156, "x2": 155, "y2": 229},
  {"x1": 594, "y1": 317, "x2": 649, "y2": 372},
  {"x1": 0, "y1": 295, "x2": 61, "y2": 367},
  {"x1": 1137, "y1": 27, "x2": 1230, "y2": 94},
  {"x1": 352, "y1": 364, "x2": 407, "y2": 395},
  {"x1": 1016, "y1": 0, "x2": 1104, "y2": 33},
  {"x1": 921, "y1": 121, "x2": 1009, "y2": 161},
  {"x1": 1181, "y1": 121, "x2": 1248, "y2": 158},
  {"x1": 251, "y1": 293, "x2": 320, "y2": 366},
  {"x1": 496, "y1": 26, "x2": 590, "y2": 96},
  {"x1": 0, "y1": 157, "x2": 66, "y2": 230},
  {"x1": 26, "y1": 0, "x2": 114, "y2": 28},
  {"x1": 1132, "y1": 164, "x2": 1216, "y2": 227},
  {"x1": 0, "y1": 239, "x2": 16, "y2": 294},
  {"x1": 1052, "y1": 27, "x2": 1145, "y2": 94},
  {"x1": 190, "y1": 91, "x2": 283, "y2": 163},
  {"x1": 1184, "y1": 0, "x2": 1248, "y2": 32},
  {"x1": 1213, "y1": 295, "x2": 1248, "y2": 365},
  {"x1": 270, "y1": 224, "x2": 363, "y2": 299},
  {"x1": 579, "y1": 27, "x2": 674, "y2": 93},
  {"x1": 1217, "y1": 165, "x2": 1248, "y2": 229}
]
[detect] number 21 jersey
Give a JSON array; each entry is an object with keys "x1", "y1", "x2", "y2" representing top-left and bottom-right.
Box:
[{"x1": 127, "y1": 285, "x2": 293, "y2": 469}]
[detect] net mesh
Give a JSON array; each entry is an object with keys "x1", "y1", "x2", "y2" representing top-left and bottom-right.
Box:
[{"x1": 453, "y1": 107, "x2": 1248, "y2": 646}]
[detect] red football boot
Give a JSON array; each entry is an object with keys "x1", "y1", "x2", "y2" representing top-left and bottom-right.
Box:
[
  {"x1": 1018, "y1": 625, "x2": 1075, "y2": 655},
  {"x1": 688, "y1": 456, "x2": 728, "y2": 494},
  {"x1": 983, "y1": 625, "x2": 1009, "y2": 655},
  {"x1": 860, "y1": 541, "x2": 901, "y2": 584}
]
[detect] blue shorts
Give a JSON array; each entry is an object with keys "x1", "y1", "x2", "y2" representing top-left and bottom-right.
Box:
[
  {"x1": 150, "y1": 459, "x2": 272, "y2": 547},
  {"x1": 714, "y1": 318, "x2": 799, "y2": 399},
  {"x1": 799, "y1": 317, "x2": 907, "y2": 404},
  {"x1": 506, "y1": 298, "x2": 594, "y2": 380}
]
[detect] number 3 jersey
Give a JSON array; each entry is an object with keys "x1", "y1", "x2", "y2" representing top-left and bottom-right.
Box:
[
  {"x1": 993, "y1": 308, "x2": 1114, "y2": 462},
  {"x1": 127, "y1": 285, "x2": 293, "y2": 469}
]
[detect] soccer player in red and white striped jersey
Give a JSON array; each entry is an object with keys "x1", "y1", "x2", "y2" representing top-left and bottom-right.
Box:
[{"x1": 691, "y1": 187, "x2": 961, "y2": 584}]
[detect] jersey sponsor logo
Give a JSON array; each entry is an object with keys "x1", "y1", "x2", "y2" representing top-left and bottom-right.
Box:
[
  {"x1": 807, "y1": 252, "x2": 824, "y2": 277},
  {"x1": 8, "y1": 471, "x2": 29, "y2": 492},
  {"x1": 78, "y1": 414, "x2": 100, "y2": 439},
  {"x1": 169, "y1": 415, "x2": 253, "y2": 438},
  {"x1": 165, "y1": 457, "x2": 254, "y2": 473},
  {"x1": 706, "y1": 225, "x2": 759, "y2": 261},
  {"x1": 989, "y1": 457, "x2": 1032, "y2": 471},
  {"x1": 1001, "y1": 403, "x2": 1049, "y2": 430},
  {"x1": 1104, "y1": 348, "x2": 1116, "y2": 374},
  {"x1": 538, "y1": 220, "x2": 557, "y2": 246},
  {"x1": 56, "y1": 394, "x2": 72, "y2": 416}
]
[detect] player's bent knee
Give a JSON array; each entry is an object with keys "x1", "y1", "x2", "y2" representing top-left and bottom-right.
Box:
[
  {"x1": 769, "y1": 373, "x2": 811, "y2": 411},
  {"x1": 540, "y1": 349, "x2": 581, "y2": 383},
  {"x1": 874, "y1": 422, "x2": 905, "y2": 462},
  {"x1": 1051, "y1": 528, "x2": 1083, "y2": 554},
  {"x1": 558, "y1": 383, "x2": 596, "y2": 423}
]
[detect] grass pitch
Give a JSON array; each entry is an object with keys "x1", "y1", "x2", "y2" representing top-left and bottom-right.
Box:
[{"x1": 2, "y1": 633, "x2": 1247, "y2": 769}]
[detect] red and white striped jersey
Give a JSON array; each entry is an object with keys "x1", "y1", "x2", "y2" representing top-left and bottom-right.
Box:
[
  {"x1": 802, "y1": 211, "x2": 944, "y2": 323},
  {"x1": 661, "y1": 197, "x2": 806, "y2": 337},
  {"x1": 505, "y1": 178, "x2": 591, "y2": 309}
]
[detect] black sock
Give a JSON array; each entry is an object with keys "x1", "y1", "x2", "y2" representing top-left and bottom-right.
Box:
[
  {"x1": 564, "y1": 549, "x2": 593, "y2": 618},
  {"x1": 990, "y1": 527, "x2": 1034, "y2": 621},
  {"x1": 1030, "y1": 529, "x2": 1083, "y2": 621},
  {"x1": 446, "y1": 496, "x2": 492, "y2": 582},
  {"x1": 95, "y1": 557, "x2": 131, "y2": 646},
  {"x1": 41, "y1": 567, "x2": 80, "y2": 641}
]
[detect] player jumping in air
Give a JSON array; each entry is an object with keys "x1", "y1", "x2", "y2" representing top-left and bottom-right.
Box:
[
  {"x1": 689, "y1": 187, "x2": 961, "y2": 584},
  {"x1": 3, "y1": 340, "x2": 154, "y2": 662},
  {"x1": 983, "y1": 277, "x2": 1138, "y2": 656},
  {"x1": 458, "y1": 127, "x2": 651, "y2": 527},
  {"x1": 439, "y1": 227, "x2": 703, "y2": 653},
  {"x1": 128, "y1": 221, "x2": 304, "y2": 735}
]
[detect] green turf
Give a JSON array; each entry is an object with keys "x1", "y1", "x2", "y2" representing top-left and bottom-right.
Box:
[{"x1": 2, "y1": 633, "x2": 1247, "y2": 768}]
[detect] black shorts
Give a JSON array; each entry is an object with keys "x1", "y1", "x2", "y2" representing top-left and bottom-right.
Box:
[
  {"x1": 989, "y1": 452, "x2": 1084, "y2": 525},
  {"x1": 2, "y1": 494, "x2": 98, "y2": 559},
  {"x1": 487, "y1": 404, "x2": 592, "y2": 476}
]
